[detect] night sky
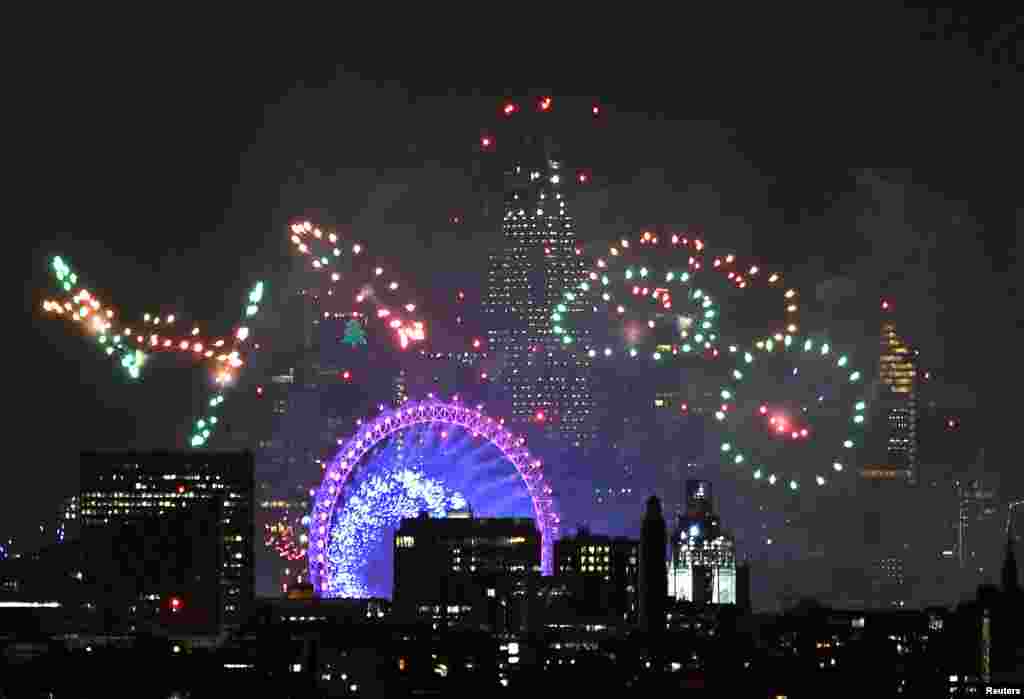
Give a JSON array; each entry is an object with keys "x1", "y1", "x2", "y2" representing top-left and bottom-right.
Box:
[{"x1": 12, "y1": 10, "x2": 1020, "y2": 562}]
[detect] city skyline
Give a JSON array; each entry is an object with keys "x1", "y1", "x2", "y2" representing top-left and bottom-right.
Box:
[
  {"x1": 4, "y1": 11, "x2": 1022, "y2": 693},
  {"x1": 20, "y1": 178, "x2": 1013, "y2": 610},
  {"x1": 13, "y1": 14, "x2": 1020, "y2": 613}
]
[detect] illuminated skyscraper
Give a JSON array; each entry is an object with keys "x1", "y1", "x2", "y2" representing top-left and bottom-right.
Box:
[
  {"x1": 875, "y1": 316, "x2": 919, "y2": 484},
  {"x1": 484, "y1": 137, "x2": 595, "y2": 447}
]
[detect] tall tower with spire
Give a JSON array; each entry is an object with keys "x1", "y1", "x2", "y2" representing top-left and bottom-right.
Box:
[{"x1": 484, "y1": 126, "x2": 595, "y2": 447}]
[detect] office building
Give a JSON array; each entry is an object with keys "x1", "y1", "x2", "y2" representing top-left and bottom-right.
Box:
[
  {"x1": 392, "y1": 513, "x2": 540, "y2": 631},
  {"x1": 484, "y1": 135, "x2": 595, "y2": 447},
  {"x1": 554, "y1": 529, "x2": 639, "y2": 622},
  {"x1": 868, "y1": 317, "x2": 918, "y2": 483},
  {"x1": 78, "y1": 450, "x2": 255, "y2": 629},
  {"x1": 670, "y1": 480, "x2": 738, "y2": 604},
  {"x1": 958, "y1": 477, "x2": 1001, "y2": 577},
  {"x1": 89, "y1": 497, "x2": 223, "y2": 632},
  {"x1": 874, "y1": 554, "x2": 907, "y2": 608}
]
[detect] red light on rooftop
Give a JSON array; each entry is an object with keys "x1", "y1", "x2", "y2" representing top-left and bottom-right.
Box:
[
  {"x1": 535, "y1": 411, "x2": 546, "y2": 422},
  {"x1": 472, "y1": 339, "x2": 481, "y2": 349},
  {"x1": 592, "y1": 104, "x2": 600, "y2": 116},
  {"x1": 176, "y1": 485, "x2": 185, "y2": 494},
  {"x1": 881, "y1": 299, "x2": 891, "y2": 311},
  {"x1": 170, "y1": 597, "x2": 182, "y2": 611},
  {"x1": 539, "y1": 96, "x2": 552, "y2": 111},
  {"x1": 577, "y1": 172, "x2": 588, "y2": 184},
  {"x1": 480, "y1": 136, "x2": 493, "y2": 148},
  {"x1": 503, "y1": 102, "x2": 518, "y2": 116}
]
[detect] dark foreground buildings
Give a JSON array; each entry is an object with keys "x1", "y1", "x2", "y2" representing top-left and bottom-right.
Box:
[
  {"x1": 77, "y1": 450, "x2": 255, "y2": 629},
  {"x1": 0, "y1": 451, "x2": 255, "y2": 634},
  {"x1": 3, "y1": 488, "x2": 1024, "y2": 695},
  {"x1": 392, "y1": 512, "x2": 540, "y2": 631}
]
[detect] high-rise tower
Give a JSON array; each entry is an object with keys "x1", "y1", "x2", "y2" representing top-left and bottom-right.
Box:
[
  {"x1": 878, "y1": 312, "x2": 919, "y2": 484},
  {"x1": 484, "y1": 134, "x2": 595, "y2": 447}
]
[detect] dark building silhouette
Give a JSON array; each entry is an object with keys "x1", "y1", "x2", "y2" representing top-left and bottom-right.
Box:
[
  {"x1": 78, "y1": 450, "x2": 255, "y2": 629},
  {"x1": 392, "y1": 513, "x2": 540, "y2": 631},
  {"x1": 638, "y1": 496, "x2": 667, "y2": 634},
  {"x1": 84, "y1": 498, "x2": 222, "y2": 633},
  {"x1": 736, "y1": 561, "x2": 751, "y2": 612},
  {"x1": 1002, "y1": 524, "x2": 1019, "y2": 595},
  {"x1": 998, "y1": 525, "x2": 1023, "y2": 674},
  {"x1": 554, "y1": 528, "x2": 639, "y2": 623}
]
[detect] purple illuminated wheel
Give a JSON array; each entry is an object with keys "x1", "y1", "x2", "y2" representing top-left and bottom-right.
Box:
[{"x1": 308, "y1": 398, "x2": 560, "y2": 596}]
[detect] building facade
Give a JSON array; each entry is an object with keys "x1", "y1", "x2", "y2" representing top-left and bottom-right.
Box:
[
  {"x1": 873, "y1": 318, "x2": 919, "y2": 484},
  {"x1": 392, "y1": 513, "x2": 541, "y2": 631},
  {"x1": 670, "y1": 480, "x2": 738, "y2": 605},
  {"x1": 484, "y1": 140, "x2": 595, "y2": 447},
  {"x1": 78, "y1": 450, "x2": 255, "y2": 629},
  {"x1": 554, "y1": 530, "x2": 639, "y2": 623},
  {"x1": 957, "y1": 477, "x2": 1001, "y2": 579}
]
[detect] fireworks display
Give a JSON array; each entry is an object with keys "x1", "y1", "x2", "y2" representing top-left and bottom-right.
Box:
[
  {"x1": 550, "y1": 230, "x2": 869, "y2": 491},
  {"x1": 39, "y1": 97, "x2": 892, "y2": 599},
  {"x1": 265, "y1": 510, "x2": 311, "y2": 563},
  {"x1": 43, "y1": 218, "x2": 430, "y2": 451},
  {"x1": 309, "y1": 398, "x2": 559, "y2": 597},
  {"x1": 288, "y1": 221, "x2": 426, "y2": 350},
  {"x1": 478, "y1": 96, "x2": 601, "y2": 187},
  {"x1": 560, "y1": 230, "x2": 798, "y2": 360},
  {"x1": 43, "y1": 255, "x2": 265, "y2": 447},
  {"x1": 43, "y1": 257, "x2": 262, "y2": 383},
  {"x1": 702, "y1": 334, "x2": 868, "y2": 490}
]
